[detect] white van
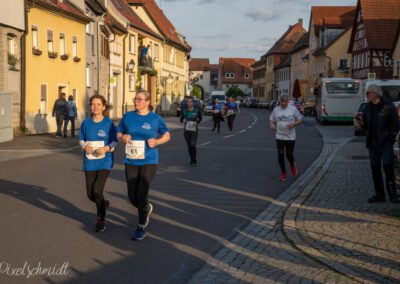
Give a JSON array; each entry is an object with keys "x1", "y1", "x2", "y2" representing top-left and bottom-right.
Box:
[
  {"x1": 209, "y1": 91, "x2": 227, "y2": 104},
  {"x1": 315, "y1": 78, "x2": 362, "y2": 124},
  {"x1": 364, "y1": 80, "x2": 400, "y2": 106}
]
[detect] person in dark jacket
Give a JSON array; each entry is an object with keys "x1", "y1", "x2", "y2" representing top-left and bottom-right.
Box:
[
  {"x1": 52, "y1": 93, "x2": 68, "y2": 137},
  {"x1": 362, "y1": 84, "x2": 400, "y2": 203}
]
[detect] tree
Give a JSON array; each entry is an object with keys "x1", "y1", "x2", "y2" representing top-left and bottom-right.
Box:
[
  {"x1": 226, "y1": 85, "x2": 245, "y2": 98},
  {"x1": 192, "y1": 85, "x2": 201, "y2": 100}
]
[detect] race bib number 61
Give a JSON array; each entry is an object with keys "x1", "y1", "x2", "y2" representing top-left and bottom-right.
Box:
[{"x1": 125, "y1": 140, "x2": 145, "y2": 160}]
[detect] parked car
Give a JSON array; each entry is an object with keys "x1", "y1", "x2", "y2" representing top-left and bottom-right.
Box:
[
  {"x1": 245, "y1": 98, "x2": 257, "y2": 107},
  {"x1": 250, "y1": 99, "x2": 259, "y2": 108},
  {"x1": 257, "y1": 100, "x2": 269, "y2": 108},
  {"x1": 203, "y1": 100, "x2": 214, "y2": 115},
  {"x1": 292, "y1": 100, "x2": 304, "y2": 113},
  {"x1": 354, "y1": 102, "x2": 367, "y2": 136}
]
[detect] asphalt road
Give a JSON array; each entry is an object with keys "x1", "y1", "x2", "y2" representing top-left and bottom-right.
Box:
[{"x1": 0, "y1": 108, "x2": 325, "y2": 284}]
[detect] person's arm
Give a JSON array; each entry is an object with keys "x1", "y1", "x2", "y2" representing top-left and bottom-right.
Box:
[
  {"x1": 147, "y1": 132, "x2": 170, "y2": 148},
  {"x1": 269, "y1": 111, "x2": 276, "y2": 130},
  {"x1": 52, "y1": 100, "x2": 57, "y2": 117}
]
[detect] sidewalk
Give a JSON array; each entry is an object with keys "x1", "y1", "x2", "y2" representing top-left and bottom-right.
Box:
[{"x1": 189, "y1": 136, "x2": 400, "y2": 283}]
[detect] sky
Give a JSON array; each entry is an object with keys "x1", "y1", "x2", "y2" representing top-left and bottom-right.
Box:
[{"x1": 157, "y1": 0, "x2": 356, "y2": 64}]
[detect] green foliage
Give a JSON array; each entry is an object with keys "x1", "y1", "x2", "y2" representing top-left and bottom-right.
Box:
[
  {"x1": 148, "y1": 69, "x2": 158, "y2": 77},
  {"x1": 8, "y1": 53, "x2": 18, "y2": 66},
  {"x1": 226, "y1": 85, "x2": 244, "y2": 98},
  {"x1": 192, "y1": 85, "x2": 201, "y2": 99},
  {"x1": 135, "y1": 70, "x2": 142, "y2": 91}
]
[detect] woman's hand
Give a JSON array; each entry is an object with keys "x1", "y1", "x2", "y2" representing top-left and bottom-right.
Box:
[
  {"x1": 95, "y1": 146, "x2": 109, "y2": 155},
  {"x1": 147, "y1": 138, "x2": 158, "y2": 148},
  {"x1": 122, "y1": 134, "x2": 132, "y2": 143},
  {"x1": 85, "y1": 145, "x2": 93, "y2": 154}
]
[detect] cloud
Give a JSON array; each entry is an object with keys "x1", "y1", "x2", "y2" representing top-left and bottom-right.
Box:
[
  {"x1": 245, "y1": 8, "x2": 279, "y2": 22},
  {"x1": 194, "y1": 33, "x2": 232, "y2": 40}
]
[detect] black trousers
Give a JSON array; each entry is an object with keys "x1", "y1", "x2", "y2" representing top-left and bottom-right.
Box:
[
  {"x1": 276, "y1": 139, "x2": 295, "y2": 174},
  {"x1": 125, "y1": 164, "x2": 157, "y2": 225},
  {"x1": 184, "y1": 131, "x2": 198, "y2": 163},
  {"x1": 227, "y1": 114, "x2": 235, "y2": 131},
  {"x1": 85, "y1": 170, "x2": 110, "y2": 220},
  {"x1": 212, "y1": 114, "x2": 222, "y2": 132},
  {"x1": 55, "y1": 114, "x2": 66, "y2": 136}
]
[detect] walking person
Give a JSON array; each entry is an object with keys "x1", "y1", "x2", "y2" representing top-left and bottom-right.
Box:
[
  {"x1": 180, "y1": 96, "x2": 202, "y2": 166},
  {"x1": 78, "y1": 95, "x2": 117, "y2": 232},
  {"x1": 64, "y1": 95, "x2": 78, "y2": 138},
  {"x1": 211, "y1": 98, "x2": 224, "y2": 134},
  {"x1": 362, "y1": 84, "x2": 400, "y2": 203},
  {"x1": 225, "y1": 96, "x2": 240, "y2": 132},
  {"x1": 117, "y1": 90, "x2": 170, "y2": 240},
  {"x1": 52, "y1": 93, "x2": 68, "y2": 137},
  {"x1": 269, "y1": 94, "x2": 303, "y2": 181}
]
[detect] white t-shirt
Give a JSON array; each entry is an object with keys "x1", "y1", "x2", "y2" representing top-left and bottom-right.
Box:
[{"x1": 270, "y1": 105, "x2": 303, "y2": 140}]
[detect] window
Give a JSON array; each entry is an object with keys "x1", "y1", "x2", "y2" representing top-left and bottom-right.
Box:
[
  {"x1": 169, "y1": 47, "x2": 174, "y2": 64},
  {"x1": 225, "y1": 73, "x2": 234, "y2": 78},
  {"x1": 72, "y1": 36, "x2": 78, "y2": 57},
  {"x1": 100, "y1": 35, "x2": 109, "y2": 59},
  {"x1": 129, "y1": 74, "x2": 135, "y2": 91},
  {"x1": 396, "y1": 61, "x2": 400, "y2": 77},
  {"x1": 40, "y1": 84, "x2": 47, "y2": 114},
  {"x1": 7, "y1": 34, "x2": 16, "y2": 55},
  {"x1": 154, "y1": 44, "x2": 159, "y2": 61},
  {"x1": 86, "y1": 22, "x2": 92, "y2": 35},
  {"x1": 384, "y1": 51, "x2": 392, "y2": 67},
  {"x1": 86, "y1": 65, "x2": 90, "y2": 87},
  {"x1": 244, "y1": 73, "x2": 249, "y2": 79},
  {"x1": 72, "y1": 89, "x2": 77, "y2": 101},
  {"x1": 47, "y1": 30, "x2": 54, "y2": 52},
  {"x1": 129, "y1": 34, "x2": 135, "y2": 54},
  {"x1": 32, "y1": 25, "x2": 38, "y2": 49},
  {"x1": 339, "y1": 59, "x2": 348, "y2": 68},
  {"x1": 60, "y1": 33, "x2": 65, "y2": 55}
]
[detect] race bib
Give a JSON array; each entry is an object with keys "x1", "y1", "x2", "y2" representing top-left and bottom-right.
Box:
[
  {"x1": 86, "y1": 141, "x2": 105, "y2": 160},
  {"x1": 185, "y1": 121, "x2": 197, "y2": 131},
  {"x1": 277, "y1": 121, "x2": 290, "y2": 135},
  {"x1": 227, "y1": 109, "x2": 234, "y2": 116},
  {"x1": 125, "y1": 140, "x2": 145, "y2": 160},
  {"x1": 213, "y1": 109, "x2": 220, "y2": 113}
]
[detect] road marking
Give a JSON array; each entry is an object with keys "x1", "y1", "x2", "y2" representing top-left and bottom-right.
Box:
[
  {"x1": 223, "y1": 135, "x2": 234, "y2": 139},
  {"x1": 198, "y1": 141, "x2": 211, "y2": 147},
  {"x1": 248, "y1": 126, "x2": 253, "y2": 129},
  {"x1": 239, "y1": 130, "x2": 246, "y2": 133}
]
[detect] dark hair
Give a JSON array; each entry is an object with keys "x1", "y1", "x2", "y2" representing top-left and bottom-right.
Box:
[
  {"x1": 68, "y1": 95, "x2": 73, "y2": 101},
  {"x1": 89, "y1": 94, "x2": 110, "y2": 116}
]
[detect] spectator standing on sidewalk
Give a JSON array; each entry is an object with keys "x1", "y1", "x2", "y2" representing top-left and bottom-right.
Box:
[
  {"x1": 269, "y1": 94, "x2": 303, "y2": 181},
  {"x1": 180, "y1": 96, "x2": 202, "y2": 166},
  {"x1": 117, "y1": 90, "x2": 170, "y2": 241},
  {"x1": 79, "y1": 95, "x2": 117, "y2": 232},
  {"x1": 52, "y1": 93, "x2": 68, "y2": 137},
  {"x1": 362, "y1": 84, "x2": 400, "y2": 203},
  {"x1": 64, "y1": 95, "x2": 78, "y2": 138}
]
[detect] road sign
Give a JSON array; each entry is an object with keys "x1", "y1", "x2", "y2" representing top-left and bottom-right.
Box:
[{"x1": 368, "y1": 73, "x2": 376, "y2": 81}]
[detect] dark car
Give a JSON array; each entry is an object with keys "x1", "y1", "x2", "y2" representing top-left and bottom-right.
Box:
[{"x1": 354, "y1": 102, "x2": 367, "y2": 136}]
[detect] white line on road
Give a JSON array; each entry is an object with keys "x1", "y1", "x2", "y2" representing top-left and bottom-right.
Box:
[
  {"x1": 198, "y1": 141, "x2": 211, "y2": 147},
  {"x1": 248, "y1": 126, "x2": 253, "y2": 129},
  {"x1": 223, "y1": 135, "x2": 234, "y2": 139},
  {"x1": 239, "y1": 130, "x2": 246, "y2": 133}
]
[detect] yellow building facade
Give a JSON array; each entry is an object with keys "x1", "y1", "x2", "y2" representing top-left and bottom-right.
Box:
[{"x1": 25, "y1": 4, "x2": 89, "y2": 134}]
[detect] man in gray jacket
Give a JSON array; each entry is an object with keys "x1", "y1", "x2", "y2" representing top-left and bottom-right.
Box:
[{"x1": 52, "y1": 93, "x2": 68, "y2": 137}]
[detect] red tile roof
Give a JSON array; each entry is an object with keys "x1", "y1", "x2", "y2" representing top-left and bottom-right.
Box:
[
  {"x1": 105, "y1": 13, "x2": 128, "y2": 35},
  {"x1": 189, "y1": 58, "x2": 210, "y2": 71},
  {"x1": 33, "y1": 0, "x2": 91, "y2": 23},
  {"x1": 266, "y1": 19, "x2": 306, "y2": 55},
  {"x1": 126, "y1": 0, "x2": 191, "y2": 51},
  {"x1": 219, "y1": 58, "x2": 255, "y2": 84},
  {"x1": 110, "y1": 0, "x2": 162, "y2": 40},
  {"x1": 310, "y1": 6, "x2": 355, "y2": 35},
  {"x1": 359, "y1": 0, "x2": 400, "y2": 50},
  {"x1": 290, "y1": 32, "x2": 309, "y2": 54}
]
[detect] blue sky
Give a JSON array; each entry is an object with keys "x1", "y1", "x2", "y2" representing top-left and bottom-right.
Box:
[{"x1": 157, "y1": 0, "x2": 356, "y2": 63}]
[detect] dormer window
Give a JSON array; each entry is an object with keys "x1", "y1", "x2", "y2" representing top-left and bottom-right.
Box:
[
  {"x1": 225, "y1": 73, "x2": 234, "y2": 78},
  {"x1": 244, "y1": 73, "x2": 249, "y2": 79}
]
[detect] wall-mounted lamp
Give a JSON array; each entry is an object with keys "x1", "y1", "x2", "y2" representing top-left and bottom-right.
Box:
[{"x1": 126, "y1": 59, "x2": 135, "y2": 72}]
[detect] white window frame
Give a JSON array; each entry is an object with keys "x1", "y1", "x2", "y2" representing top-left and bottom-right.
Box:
[
  {"x1": 244, "y1": 72, "x2": 249, "y2": 79},
  {"x1": 47, "y1": 30, "x2": 54, "y2": 53},
  {"x1": 72, "y1": 88, "x2": 78, "y2": 102},
  {"x1": 86, "y1": 64, "x2": 90, "y2": 87},
  {"x1": 129, "y1": 74, "x2": 135, "y2": 91},
  {"x1": 40, "y1": 83, "x2": 47, "y2": 114},
  {"x1": 154, "y1": 43, "x2": 159, "y2": 61},
  {"x1": 59, "y1": 33, "x2": 65, "y2": 55},
  {"x1": 7, "y1": 34, "x2": 16, "y2": 55},
  {"x1": 32, "y1": 25, "x2": 39, "y2": 49},
  {"x1": 339, "y1": 58, "x2": 348, "y2": 68},
  {"x1": 129, "y1": 34, "x2": 135, "y2": 54},
  {"x1": 72, "y1": 36, "x2": 78, "y2": 57}
]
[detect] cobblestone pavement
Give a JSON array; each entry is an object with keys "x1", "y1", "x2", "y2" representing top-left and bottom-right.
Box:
[{"x1": 189, "y1": 132, "x2": 400, "y2": 283}]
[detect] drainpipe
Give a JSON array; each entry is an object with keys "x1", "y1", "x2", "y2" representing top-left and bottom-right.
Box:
[
  {"x1": 96, "y1": 12, "x2": 106, "y2": 95},
  {"x1": 20, "y1": 0, "x2": 29, "y2": 133},
  {"x1": 108, "y1": 33, "x2": 116, "y2": 105},
  {"x1": 122, "y1": 24, "x2": 129, "y2": 115}
]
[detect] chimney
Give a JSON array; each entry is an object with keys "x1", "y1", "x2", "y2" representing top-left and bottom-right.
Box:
[{"x1": 298, "y1": 18, "x2": 303, "y2": 26}]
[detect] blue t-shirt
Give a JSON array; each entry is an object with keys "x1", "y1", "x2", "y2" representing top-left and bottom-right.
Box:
[
  {"x1": 226, "y1": 102, "x2": 238, "y2": 112},
  {"x1": 117, "y1": 111, "x2": 169, "y2": 165},
  {"x1": 212, "y1": 103, "x2": 223, "y2": 113},
  {"x1": 78, "y1": 117, "x2": 117, "y2": 171}
]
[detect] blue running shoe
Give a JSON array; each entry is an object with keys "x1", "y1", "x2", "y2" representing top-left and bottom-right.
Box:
[{"x1": 132, "y1": 226, "x2": 146, "y2": 240}]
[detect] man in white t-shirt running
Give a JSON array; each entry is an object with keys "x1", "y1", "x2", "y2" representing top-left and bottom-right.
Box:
[{"x1": 269, "y1": 94, "x2": 304, "y2": 181}]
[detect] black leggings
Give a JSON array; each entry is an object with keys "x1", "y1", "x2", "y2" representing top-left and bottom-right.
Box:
[
  {"x1": 227, "y1": 114, "x2": 235, "y2": 131},
  {"x1": 276, "y1": 139, "x2": 295, "y2": 174},
  {"x1": 125, "y1": 164, "x2": 157, "y2": 225},
  {"x1": 85, "y1": 170, "x2": 110, "y2": 220},
  {"x1": 212, "y1": 114, "x2": 222, "y2": 132},
  {"x1": 184, "y1": 131, "x2": 198, "y2": 163}
]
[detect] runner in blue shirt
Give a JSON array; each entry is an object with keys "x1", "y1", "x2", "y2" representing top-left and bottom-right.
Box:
[
  {"x1": 78, "y1": 95, "x2": 117, "y2": 232},
  {"x1": 180, "y1": 96, "x2": 202, "y2": 166},
  {"x1": 211, "y1": 98, "x2": 224, "y2": 134},
  {"x1": 224, "y1": 96, "x2": 240, "y2": 132},
  {"x1": 117, "y1": 90, "x2": 170, "y2": 241}
]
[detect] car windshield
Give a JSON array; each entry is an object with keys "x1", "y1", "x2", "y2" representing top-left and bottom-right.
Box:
[
  {"x1": 326, "y1": 81, "x2": 360, "y2": 94},
  {"x1": 212, "y1": 95, "x2": 225, "y2": 101},
  {"x1": 381, "y1": 86, "x2": 400, "y2": 102}
]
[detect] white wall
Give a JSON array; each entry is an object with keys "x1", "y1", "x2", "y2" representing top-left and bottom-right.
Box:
[{"x1": 0, "y1": 0, "x2": 25, "y2": 31}]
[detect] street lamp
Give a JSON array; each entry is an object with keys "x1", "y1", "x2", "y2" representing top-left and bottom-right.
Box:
[{"x1": 126, "y1": 59, "x2": 135, "y2": 73}]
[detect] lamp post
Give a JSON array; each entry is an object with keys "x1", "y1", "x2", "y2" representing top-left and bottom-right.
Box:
[{"x1": 127, "y1": 59, "x2": 135, "y2": 73}]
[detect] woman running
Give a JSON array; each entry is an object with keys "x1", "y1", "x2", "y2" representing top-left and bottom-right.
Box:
[
  {"x1": 117, "y1": 90, "x2": 170, "y2": 240},
  {"x1": 211, "y1": 98, "x2": 224, "y2": 134},
  {"x1": 79, "y1": 95, "x2": 117, "y2": 232},
  {"x1": 225, "y1": 97, "x2": 240, "y2": 132}
]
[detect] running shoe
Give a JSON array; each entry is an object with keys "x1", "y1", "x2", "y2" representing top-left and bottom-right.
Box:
[
  {"x1": 95, "y1": 219, "x2": 106, "y2": 232},
  {"x1": 142, "y1": 203, "x2": 153, "y2": 228},
  {"x1": 291, "y1": 164, "x2": 297, "y2": 177},
  {"x1": 132, "y1": 226, "x2": 146, "y2": 240},
  {"x1": 279, "y1": 173, "x2": 286, "y2": 181},
  {"x1": 105, "y1": 199, "x2": 110, "y2": 209}
]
